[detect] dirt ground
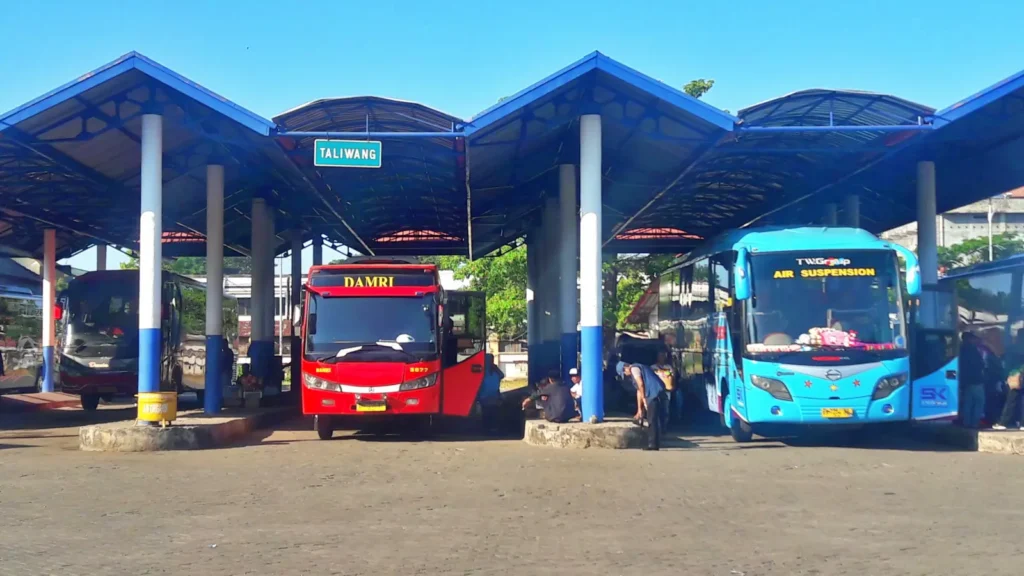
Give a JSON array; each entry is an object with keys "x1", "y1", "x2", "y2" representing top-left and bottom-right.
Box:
[{"x1": 1, "y1": 407, "x2": 1023, "y2": 576}]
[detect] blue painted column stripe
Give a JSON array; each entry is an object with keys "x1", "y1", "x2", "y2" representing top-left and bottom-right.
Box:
[
  {"x1": 41, "y1": 346, "x2": 54, "y2": 393},
  {"x1": 580, "y1": 326, "x2": 602, "y2": 422},
  {"x1": 204, "y1": 336, "x2": 224, "y2": 413},
  {"x1": 139, "y1": 328, "x2": 161, "y2": 394}
]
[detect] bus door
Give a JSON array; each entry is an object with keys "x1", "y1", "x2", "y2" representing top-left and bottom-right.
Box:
[
  {"x1": 440, "y1": 291, "x2": 486, "y2": 417},
  {"x1": 909, "y1": 284, "x2": 959, "y2": 422},
  {"x1": 712, "y1": 310, "x2": 728, "y2": 414},
  {"x1": 161, "y1": 280, "x2": 182, "y2": 392}
]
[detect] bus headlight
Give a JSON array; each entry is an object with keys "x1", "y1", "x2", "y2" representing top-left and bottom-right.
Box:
[
  {"x1": 872, "y1": 373, "x2": 908, "y2": 400},
  {"x1": 400, "y1": 373, "x2": 437, "y2": 391},
  {"x1": 303, "y1": 373, "x2": 341, "y2": 392},
  {"x1": 750, "y1": 375, "x2": 793, "y2": 401}
]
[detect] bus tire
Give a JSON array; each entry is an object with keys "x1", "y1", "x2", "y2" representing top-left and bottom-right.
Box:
[
  {"x1": 80, "y1": 394, "x2": 100, "y2": 412},
  {"x1": 730, "y1": 415, "x2": 754, "y2": 443},
  {"x1": 314, "y1": 415, "x2": 334, "y2": 440}
]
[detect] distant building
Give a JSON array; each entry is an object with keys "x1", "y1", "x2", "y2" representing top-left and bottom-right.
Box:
[{"x1": 882, "y1": 188, "x2": 1024, "y2": 252}]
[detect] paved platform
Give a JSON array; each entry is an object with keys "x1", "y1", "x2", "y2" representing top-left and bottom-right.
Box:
[
  {"x1": 0, "y1": 392, "x2": 82, "y2": 413},
  {"x1": 523, "y1": 417, "x2": 646, "y2": 449},
  {"x1": 910, "y1": 424, "x2": 1024, "y2": 455},
  {"x1": 79, "y1": 407, "x2": 293, "y2": 451}
]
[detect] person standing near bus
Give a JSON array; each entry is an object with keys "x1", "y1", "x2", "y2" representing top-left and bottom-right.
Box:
[
  {"x1": 652, "y1": 350, "x2": 674, "y2": 428},
  {"x1": 960, "y1": 332, "x2": 986, "y2": 429},
  {"x1": 617, "y1": 361, "x2": 667, "y2": 450}
]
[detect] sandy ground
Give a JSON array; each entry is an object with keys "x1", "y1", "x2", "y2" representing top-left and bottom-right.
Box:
[{"x1": 1, "y1": 407, "x2": 1023, "y2": 576}]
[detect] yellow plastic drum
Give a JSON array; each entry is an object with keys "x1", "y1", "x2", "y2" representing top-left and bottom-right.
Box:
[{"x1": 137, "y1": 392, "x2": 178, "y2": 426}]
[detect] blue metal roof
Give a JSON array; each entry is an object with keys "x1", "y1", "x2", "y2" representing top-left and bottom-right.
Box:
[
  {"x1": 0, "y1": 52, "x2": 314, "y2": 259},
  {"x1": 5, "y1": 50, "x2": 1024, "y2": 263},
  {"x1": 462, "y1": 51, "x2": 738, "y2": 256},
  {"x1": 273, "y1": 97, "x2": 466, "y2": 255},
  {"x1": 671, "y1": 226, "x2": 894, "y2": 270}
]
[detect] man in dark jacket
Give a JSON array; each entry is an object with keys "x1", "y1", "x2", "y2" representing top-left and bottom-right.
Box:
[
  {"x1": 960, "y1": 332, "x2": 986, "y2": 428},
  {"x1": 521, "y1": 370, "x2": 576, "y2": 423}
]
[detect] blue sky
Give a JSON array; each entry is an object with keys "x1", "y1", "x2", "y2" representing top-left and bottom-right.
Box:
[{"x1": 3, "y1": 0, "x2": 1023, "y2": 269}]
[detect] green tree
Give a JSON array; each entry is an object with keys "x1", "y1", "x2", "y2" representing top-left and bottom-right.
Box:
[
  {"x1": 121, "y1": 256, "x2": 252, "y2": 274},
  {"x1": 937, "y1": 232, "x2": 1024, "y2": 271},
  {"x1": 427, "y1": 246, "x2": 526, "y2": 339},
  {"x1": 683, "y1": 79, "x2": 715, "y2": 99}
]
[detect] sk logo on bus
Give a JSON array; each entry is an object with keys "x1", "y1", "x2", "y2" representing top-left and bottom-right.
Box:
[{"x1": 921, "y1": 387, "x2": 949, "y2": 407}]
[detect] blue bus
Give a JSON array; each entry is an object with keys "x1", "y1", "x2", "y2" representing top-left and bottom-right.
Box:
[
  {"x1": 936, "y1": 255, "x2": 1024, "y2": 425},
  {"x1": 656, "y1": 227, "x2": 926, "y2": 442}
]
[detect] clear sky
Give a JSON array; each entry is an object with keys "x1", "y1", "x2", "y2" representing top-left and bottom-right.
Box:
[{"x1": 4, "y1": 0, "x2": 1023, "y2": 270}]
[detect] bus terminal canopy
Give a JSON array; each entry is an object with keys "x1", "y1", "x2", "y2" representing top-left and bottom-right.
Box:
[{"x1": 3, "y1": 50, "x2": 1024, "y2": 259}]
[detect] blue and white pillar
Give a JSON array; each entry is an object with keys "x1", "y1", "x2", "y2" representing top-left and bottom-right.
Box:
[
  {"x1": 41, "y1": 228, "x2": 56, "y2": 393},
  {"x1": 138, "y1": 113, "x2": 163, "y2": 407},
  {"x1": 558, "y1": 164, "x2": 579, "y2": 381},
  {"x1": 204, "y1": 164, "x2": 225, "y2": 414},
  {"x1": 579, "y1": 114, "x2": 603, "y2": 423},
  {"x1": 843, "y1": 195, "x2": 860, "y2": 228}
]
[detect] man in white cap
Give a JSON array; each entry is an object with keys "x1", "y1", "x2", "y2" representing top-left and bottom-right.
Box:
[
  {"x1": 616, "y1": 360, "x2": 666, "y2": 450},
  {"x1": 569, "y1": 368, "x2": 582, "y2": 417}
]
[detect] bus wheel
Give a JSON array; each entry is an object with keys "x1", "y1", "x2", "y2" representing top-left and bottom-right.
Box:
[
  {"x1": 730, "y1": 415, "x2": 754, "y2": 443},
  {"x1": 80, "y1": 394, "x2": 100, "y2": 412},
  {"x1": 314, "y1": 415, "x2": 334, "y2": 440}
]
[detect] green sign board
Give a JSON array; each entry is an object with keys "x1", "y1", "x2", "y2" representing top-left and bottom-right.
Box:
[{"x1": 313, "y1": 139, "x2": 382, "y2": 168}]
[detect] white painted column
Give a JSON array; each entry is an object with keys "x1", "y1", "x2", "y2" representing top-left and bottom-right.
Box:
[
  {"x1": 917, "y1": 161, "x2": 938, "y2": 285},
  {"x1": 843, "y1": 195, "x2": 860, "y2": 228},
  {"x1": 204, "y1": 165, "x2": 225, "y2": 414},
  {"x1": 138, "y1": 114, "x2": 163, "y2": 403},
  {"x1": 41, "y1": 229, "x2": 56, "y2": 393},
  {"x1": 558, "y1": 164, "x2": 579, "y2": 381},
  {"x1": 579, "y1": 114, "x2": 603, "y2": 423},
  {"x1": 95, "y1": 244, "x2": 107, "y2": 271},
  {"x1": 824, "y1": 204, "x2": 838, "y2": 227}
]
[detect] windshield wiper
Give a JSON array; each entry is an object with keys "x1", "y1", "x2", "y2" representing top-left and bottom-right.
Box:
[{"x1": 319, "y1": 343, "x2": 419, "y2": 364}]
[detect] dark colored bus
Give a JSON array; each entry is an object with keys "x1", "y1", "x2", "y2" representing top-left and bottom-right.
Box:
[{"x1": 58, "y1": 270, "x2": 238, "y2": 410}]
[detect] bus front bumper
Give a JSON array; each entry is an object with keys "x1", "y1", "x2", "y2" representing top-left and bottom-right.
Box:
[
  {"x1": 301, "y1": 385, "x2": 441, "y2": 416},
  {"x1": 740, "y1": 386, "x2": 910, "y2": 425}
]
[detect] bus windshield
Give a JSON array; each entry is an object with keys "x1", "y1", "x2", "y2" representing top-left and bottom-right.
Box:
[
  {"x1": 304, "y1": 294, "x2": 437, "y2": 362},
  {"x1": 63, "y1": 280, "x2": 139, "y2": 358},
  {"x1": 746, "y1": 250, "x2": 906, "y2": 353}
]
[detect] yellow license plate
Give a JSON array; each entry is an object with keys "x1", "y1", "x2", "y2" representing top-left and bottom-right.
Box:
[
  {"x1": 821, "y1": 408, "x2": 854, "y2": 419},
  {"x1": 355, "y1": 403, "x2": 387, "y2": 413}
]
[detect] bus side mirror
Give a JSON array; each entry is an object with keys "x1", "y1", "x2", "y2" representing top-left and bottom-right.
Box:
[
  {"x1": 734, "y1": 248, "x2": 751, "y2": 301},
  {"x1": 292, "y1": 305, "x2": 302, "y2": 328},
  {"x1": 892, "y1": 245, "x2": 922, "y2": 297}
]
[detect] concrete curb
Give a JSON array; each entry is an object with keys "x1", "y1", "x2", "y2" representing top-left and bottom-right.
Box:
[
  {"x1": 909, "y1": 424, "x2": 1024, "y2": 455},
  {"x1": 523, "y1": 418, "x2": 646, "y2": 449},
  {"x1": 79, "y1": 407, "x2": 295, "y2": 452}
]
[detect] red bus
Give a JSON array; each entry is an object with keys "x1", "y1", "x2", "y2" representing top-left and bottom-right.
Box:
[{"x1": 298, "y1": 257, "x2": 487, "y2": 439}]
